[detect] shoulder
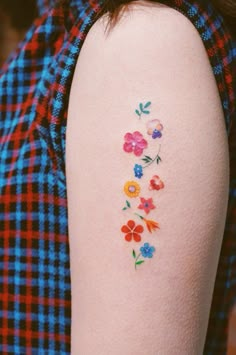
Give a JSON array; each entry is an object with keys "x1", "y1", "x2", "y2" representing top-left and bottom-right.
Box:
[
  {"x1": 75, "y1": 0, "x2": 216, "y2": 97},
  {"x1": 81, "y1": 0, "x2": 207, "y2": 63},
  {"x1": 70, "y1": 1, "x2": 221, "y2": 121}
]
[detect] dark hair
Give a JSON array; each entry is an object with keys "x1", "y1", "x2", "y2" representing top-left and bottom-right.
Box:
[
  {"x1": 0, "y1": 0, "x2": 38, "y2": 30},
  {"x1": 95, "y1": 0, "x2": 236, "y2": 37}
]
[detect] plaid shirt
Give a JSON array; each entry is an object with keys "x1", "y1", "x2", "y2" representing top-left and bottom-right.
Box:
[{"x1": 0, "y1": 0, "x2": 235, "y2": 353}]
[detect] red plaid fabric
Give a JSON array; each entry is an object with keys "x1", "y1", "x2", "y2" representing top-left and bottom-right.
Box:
[
  {"x1": 0, "y1": 0, "x2": 235, "y2": 353},
  {"x1": 37, "y1": 0, "x2": 54, "y2": 15}
]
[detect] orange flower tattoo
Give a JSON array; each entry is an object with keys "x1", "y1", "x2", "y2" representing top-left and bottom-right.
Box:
[
  {"x1": 135, "y1": 213, "x2": 160, "y2": 233},
  {"x1": 121, "y1": 220, "x2": 144, "y2": 242}
]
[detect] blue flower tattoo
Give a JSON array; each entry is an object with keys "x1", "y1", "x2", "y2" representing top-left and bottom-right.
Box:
[
  {"x1": 140, "y1": 242, "x2": 155, "y2": 258},
  {"x1": 132, "y1": 242, "x2": 156, "y2": 269},
  {"x1": 134, "y1": 164, "x2": 143, "y2": 179}
]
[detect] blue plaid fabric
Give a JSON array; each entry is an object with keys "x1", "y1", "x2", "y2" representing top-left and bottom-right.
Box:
[{"x1": 0, "y1": 0, "x2": 235, "y2": 353}]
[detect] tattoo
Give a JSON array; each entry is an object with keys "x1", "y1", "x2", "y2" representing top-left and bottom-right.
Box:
[
  {"x1": 135, "y1": 101, "x2": 151, "y2": 118},
  {"x1": 122, "y1": 200, "x2": 131, "y2": 211},
  {"x1": 121, "y1": 101, "x2": 165, "y2": 270},
  {"x1": 133, "y1": 244, "x2": 155, "y2": 270},
  {"x1": 146, "y1": 119, "x2": 163, "y2": 139},
  {"x1": 123, "y1": 181, "x2": 141, "y2": 198},
  {"x1": 123, "y1": 131, "x2": 148, "y2": 157},
  {"x1": 149, "y1": 175, "x2": 165, "y2": 191},
  {"x1": 134, "y1": 213, "x2": 160, "y2": 233},
  {"x1": 137, "y1": 197, "x2": 155, "y2": 214}
]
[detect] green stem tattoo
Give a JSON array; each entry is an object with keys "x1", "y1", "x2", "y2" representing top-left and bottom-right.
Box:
[
  {"x1": 141, "y1": 144, "x2": 162, "y2": 169},
  {"x1": 134, "y1": 212, "x2": 144, "y2": 220},
  {"x1": 132, "y1": 249, "x2": 145, "y2": 269}
]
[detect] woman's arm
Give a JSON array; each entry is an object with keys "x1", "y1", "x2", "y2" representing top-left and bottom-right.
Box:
[{"x1": 66, "y1": 3, "x2": 229, "y2": 354}]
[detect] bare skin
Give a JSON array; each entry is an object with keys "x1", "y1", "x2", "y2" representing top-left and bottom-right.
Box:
[{"x1": 66, "y1": 2, "x2": 229, "y2": 354}]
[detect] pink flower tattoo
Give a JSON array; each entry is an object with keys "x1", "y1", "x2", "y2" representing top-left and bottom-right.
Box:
[
  {"x1": 138, "y1": 197, "x2": 156, "y2": 214},
  {"x1": 123, "y1": 131, "x2": 148, "y2": 157}
]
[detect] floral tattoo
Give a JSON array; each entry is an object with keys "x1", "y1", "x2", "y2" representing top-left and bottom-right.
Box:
[
  {"x1": 123, "y1": 131, "x2": 148, "y2": 157},
  {"x1": 121, "y1": 101, "x2": 165, "y2": 270},
  {"x1": 133, "y1": 243, "x2": 156, "y2": 269}
]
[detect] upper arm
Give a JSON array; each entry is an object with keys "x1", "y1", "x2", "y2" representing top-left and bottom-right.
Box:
[{"x1": 66, "y1": 3, "x2": 229, "y2": 354}]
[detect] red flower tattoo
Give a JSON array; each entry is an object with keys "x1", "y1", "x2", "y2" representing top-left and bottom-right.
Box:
[
  {"x1": 149, "y1": 175, "x2": 164, "y2": 191},
  {"x1": 138, "y1": 197, "x2": 156, "y2": 214},
  {"x1": 121, "y1": 220, "x2": 144, "y2": 242}
]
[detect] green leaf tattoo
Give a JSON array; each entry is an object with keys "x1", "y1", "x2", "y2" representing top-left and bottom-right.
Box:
[
  {"x1": 144, "y1": 101, "x2": 151, "y2": 108},
  {"x1": 141, "y1": 155, "x2": 153, "y2": 164},
  {"x1": 133, "y1": 252, "x2": 145, "y2": 270},
  {"x1": 122, "y1": 200, "x2": 131, "y2": 211},
  {"x1": 140, "y1": 144, "x2": 162, "y2": 169},
  {"x1": 135, "y1": 109, "x2": 141, "y2": 117},
  {"x1": 135, "y1": 101, "x2": 152, "y2": 118},
  {"x1": 136, "y1": 260, "x2": 145, "y2": 265}
]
